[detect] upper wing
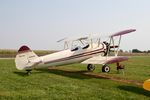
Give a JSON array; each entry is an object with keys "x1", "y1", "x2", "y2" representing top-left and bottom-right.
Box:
[
  {"x1": 81, "y1": 56, "x2": 128, "y2": 65},
  {"x1": 110, "y1": 29, "x2": 136, "y2": 37}
]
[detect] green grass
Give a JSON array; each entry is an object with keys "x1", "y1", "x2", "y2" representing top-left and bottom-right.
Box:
[
  {"x1": 65, "y1": 56, "x2": 150, "y2": 82},
  {"x1": 0, "y1": 57, "x2": 150, "y2": 100}
]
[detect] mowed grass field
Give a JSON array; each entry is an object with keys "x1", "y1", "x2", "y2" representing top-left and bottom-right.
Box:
[{"x1": 0, "y1": 57, "x2": 150, "y2": 100}]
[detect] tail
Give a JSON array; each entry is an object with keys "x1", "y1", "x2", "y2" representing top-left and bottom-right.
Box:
[{"x1": 15, "y1": 45, "x2": 41, "y2": 70}]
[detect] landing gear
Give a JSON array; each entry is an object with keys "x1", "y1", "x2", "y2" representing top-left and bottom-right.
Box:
[
  {"x1": 116, "y1": 62, "x2": 125, "y2": 70},
  {"x1": 26, "y1": 70, "x2": 32, "y2": 75},
  {"x1": 102, "y1": 64, "x2": 110, "y2": 73},
  {"x1": 87, "y1": 64, "x2": 95, "y2": 71},
  {"x1": 116, "y1": 63, "x2": 125, "y2": 74}
]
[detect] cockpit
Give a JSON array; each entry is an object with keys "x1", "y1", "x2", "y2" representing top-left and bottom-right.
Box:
[
  {"x1": 71, "y1": 44, "x2": 90, "y2": 51},
  {"x1": 58, "y1": 35, "x2": 106, "y2": 52},
  {"x1": 71, "y1": 38, "x2": 89, "y2": 51}
]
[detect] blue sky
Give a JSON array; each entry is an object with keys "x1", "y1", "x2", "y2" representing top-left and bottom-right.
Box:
[{"x1": 0, "y1": 0, "x2": 150, "y2": 50}]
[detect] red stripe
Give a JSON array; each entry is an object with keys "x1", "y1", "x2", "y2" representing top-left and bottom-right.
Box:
[
  {"x1": 45, "y1": 51, "x2": 104, "y2": 64},
  {"x1": 44, "y1": 45, "x2": 105, "y2": 64}
]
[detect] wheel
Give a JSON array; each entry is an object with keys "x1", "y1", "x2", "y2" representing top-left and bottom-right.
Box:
[
  {"x1": 102, "y1": 65, "x2": 110, "y2": 73},
  {"x1": 87, "y1": 64, "x2": 95, "y2": 71},
  {"x1": 26, "y1": 70, "x2": 32, "y2": 75}
]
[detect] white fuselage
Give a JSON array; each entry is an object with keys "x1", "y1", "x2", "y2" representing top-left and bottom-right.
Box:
[{"x1": 33, "y1": 43, "x2": 106, "y2": 69}]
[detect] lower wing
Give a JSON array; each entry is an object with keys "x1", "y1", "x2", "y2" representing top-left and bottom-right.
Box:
[{"x1": 81, "y1": 56, "x2": 128, "y2": 65}]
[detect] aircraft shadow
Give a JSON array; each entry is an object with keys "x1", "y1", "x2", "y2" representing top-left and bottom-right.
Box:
[
  {"x1": 117, "y1": 85, "x2": 150, "y2": 97},
  {"x1": 13, "y1": 71, "x2": 45, "y2": 77},
  {"x1": 14, "y1": 71, "x2": 28, "y2": 76},
  {"x1": 37, "y1": 68, "x2": 108, "y2": 80}
]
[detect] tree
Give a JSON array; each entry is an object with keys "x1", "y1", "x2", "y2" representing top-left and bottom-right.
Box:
[
  {"x1": 119, "y1": 49, "x2": 123, "y2": 53},
  {"x1": 147, "y1": 50, "x2": 150, "y2": 53},
  {"x1": 132, "y1": 49, "x2": 142, "y2": 53}
]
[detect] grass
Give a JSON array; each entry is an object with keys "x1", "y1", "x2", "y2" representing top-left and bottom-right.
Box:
[
  {"x1": 0, "y1": 57, "x2": 150, "y2": 100},
  {"x1": 65, "y1": 56, "x2": 150, "y2": 82}
]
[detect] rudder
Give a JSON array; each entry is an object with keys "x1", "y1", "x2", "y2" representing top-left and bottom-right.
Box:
[{"x1": 15, "y1": 45, "x2": 39, "y2": 70}]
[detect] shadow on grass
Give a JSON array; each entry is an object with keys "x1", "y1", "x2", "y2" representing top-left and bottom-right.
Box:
[
  {"x1": 13, "y1": 71, "x2": 45, "y2": 77},
  {"x1": 13, "y1": 69, "x2": 89, "y2": 79},
  {"x1": 13, "y1": 72, "x2": 27, "y2": 76},
  {"x1": 14, "y1": 68, "x2": 109, "y2": 80},
  {"x1": 38, "y1": 68, "x2": 109, "y2": 80},
  {"x1": 118, "y1": 85, "x2": 150, "y2": 97}
]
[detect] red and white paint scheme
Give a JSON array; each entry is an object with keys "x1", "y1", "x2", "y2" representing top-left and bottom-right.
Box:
[{"x1": 15, "y1": 29, "x2": 136, "y2": 75}]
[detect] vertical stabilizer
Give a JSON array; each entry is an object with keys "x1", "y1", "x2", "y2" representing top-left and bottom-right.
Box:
[{"x1": 15, "y1": 45, "x2": 40, "y2": 70}]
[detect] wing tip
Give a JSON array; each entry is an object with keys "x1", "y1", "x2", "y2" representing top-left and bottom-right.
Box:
[{"x1": 110, "y1": 29, "x2": 136, "y2": 37}]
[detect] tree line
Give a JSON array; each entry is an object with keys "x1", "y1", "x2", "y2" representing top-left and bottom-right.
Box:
[{"x1": 132, "y1": 49, "x2": 150, "y2": 53}]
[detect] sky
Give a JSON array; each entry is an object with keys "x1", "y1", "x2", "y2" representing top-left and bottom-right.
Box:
[{"x1": 0, "y1": 0, "x2": 150, "y2": 51}]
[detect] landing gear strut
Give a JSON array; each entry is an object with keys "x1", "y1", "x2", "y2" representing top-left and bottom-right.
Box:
[
  {"x1": 87, "y1": 64, "x2": 95, "y2": 71},
  {"x1": 102, "y1": 64, "x2": 110, "y2": 73}
]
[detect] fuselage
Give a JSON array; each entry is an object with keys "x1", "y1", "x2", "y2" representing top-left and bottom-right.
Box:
[{"x1": 33, "y1": 43, "x2": 106, "y2": 69}]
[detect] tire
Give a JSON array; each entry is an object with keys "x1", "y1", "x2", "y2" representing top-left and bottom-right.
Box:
[
  {"x1": 102, "y1": 65, "x2": 110, "y2": 73},
  {"x1": 28, "y1": 72, "x2": 31, "y2": 75},
  {"x1": 87, "y1": 64, "x2": 95, "y2": 71},
  {"x1": 26, "y1": 70, "x2": 32, "y2": 75}
]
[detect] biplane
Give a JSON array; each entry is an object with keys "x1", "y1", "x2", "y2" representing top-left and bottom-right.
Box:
[{"x1": 15, "y1": 29, "x2": 136, "y2": 75}]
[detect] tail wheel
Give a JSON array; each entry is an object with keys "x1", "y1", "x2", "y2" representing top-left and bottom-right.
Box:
[
  {"x1": 26, "y1": 70, "x2": 32, "y2": 75},
  {"x1": 87, "y1": 64, "x2": 95, "y2": 71},
  {"x1": 102, "y1": 65, "x2": 110, "y2": 73}
]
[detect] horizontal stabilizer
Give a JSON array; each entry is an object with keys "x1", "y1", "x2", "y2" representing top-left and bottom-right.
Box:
[
  {"x1": 110, "y1": 29, "x2": 136, "y2": 37},
  {"x1": 81, "y1": 56, "x2": 128, "y2": 65}
]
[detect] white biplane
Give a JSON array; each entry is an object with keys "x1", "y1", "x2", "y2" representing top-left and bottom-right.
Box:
[{"x1": 15, "y1": 29, "x2": 136, "y2": 75}]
